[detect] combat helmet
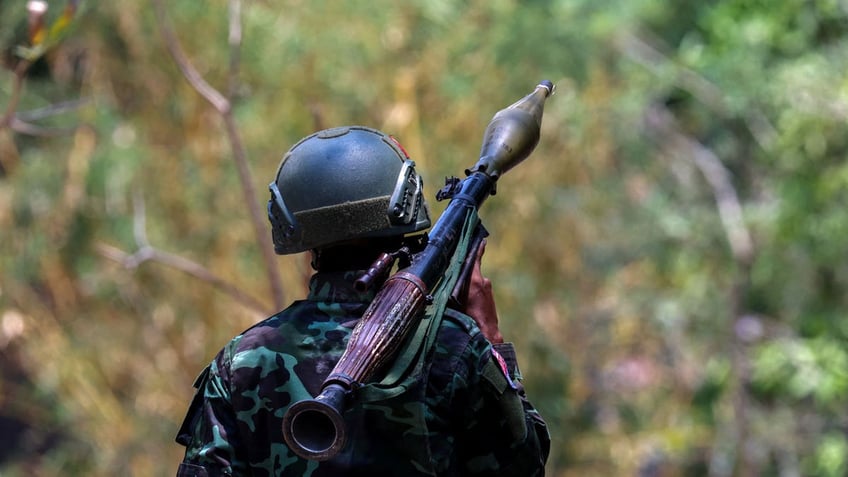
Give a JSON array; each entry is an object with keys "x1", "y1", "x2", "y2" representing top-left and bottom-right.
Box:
[{"x1": 268, "y1": 126, "x2": 431, "y2": 255}]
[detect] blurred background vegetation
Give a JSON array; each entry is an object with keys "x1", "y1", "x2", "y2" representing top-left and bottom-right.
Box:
[{"x1": 2, "y1": 0, "x2": 847, "y2": 475}]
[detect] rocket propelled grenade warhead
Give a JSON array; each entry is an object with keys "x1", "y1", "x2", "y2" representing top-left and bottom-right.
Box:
[{"x1": 471, "y1": 80, "x2": 554, "y2": 179}]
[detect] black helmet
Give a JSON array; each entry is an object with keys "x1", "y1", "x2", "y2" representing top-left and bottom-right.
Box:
[{"x1": 268, "y1": 126, "x2": 431, "y2": 255}]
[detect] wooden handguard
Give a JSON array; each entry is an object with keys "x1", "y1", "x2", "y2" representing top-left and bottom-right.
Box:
[{"x1": 326, "y1": 271, "x2": 428, "y2": 387}]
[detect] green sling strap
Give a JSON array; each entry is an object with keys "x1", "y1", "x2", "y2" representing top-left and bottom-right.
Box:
[{"x1": 358, "y1": 205, "x2": 481, "y2": 401}]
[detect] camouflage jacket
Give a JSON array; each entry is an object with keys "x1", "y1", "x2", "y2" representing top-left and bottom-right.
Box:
[{"x1": 175, "y1": 270, "x2": 550, "y2": 476}]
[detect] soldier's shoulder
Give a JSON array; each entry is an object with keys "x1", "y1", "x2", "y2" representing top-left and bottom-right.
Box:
[
  {"x1": 432, "y1": 308, "x2": 491, "y2": 367},
  {"x1": 441, "y1": 307, "x2": 481, "y2": 336},
  {"x1": 224, "y1": 300, "x2": 317, "y2": 352}
]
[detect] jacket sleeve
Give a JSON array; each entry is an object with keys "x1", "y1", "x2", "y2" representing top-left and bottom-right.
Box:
[
  {"x1": 455, "y1": 338, "x2": 551, "y2": 476},
  {"x1": 175, "y1": 352, "x2": 248, "y2": 477}
]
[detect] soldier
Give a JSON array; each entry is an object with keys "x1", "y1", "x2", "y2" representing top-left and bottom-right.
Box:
[{"x1": 175, "y1": 126, "x2": 550, "y2": 476}]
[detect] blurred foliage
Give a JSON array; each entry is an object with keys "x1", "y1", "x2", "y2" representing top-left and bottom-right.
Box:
[{"x1": 1, "y1": 1, "x2": 848, "y2": 476}]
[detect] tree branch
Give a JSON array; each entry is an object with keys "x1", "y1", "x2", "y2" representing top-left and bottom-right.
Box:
[
  {"x1": 150, "y1": 0, "x2": 285, "y2": 310},
  {"x1": 150, "y1": 1, "x2": 229, "y2": 113},
  {"x1": 615, "y1": 29, "x2": 777, "y2": 151},
  {"x1": 227, "y1": 0, "x2": 242, "y2": 99},
  {"x1": 10, "y1": 117, "x2": 79, "y2": 137},
  {"x1": 95, "y1": 191, "x2": 269, "y2": 315},
  {"x1": 0, "y1": 60, "x2": 33, "y2": 131},
  {"x1": 15, "y1": 97, "x2": 91, "y2": 122},
  {"x1": 96, "y1": 242, "x2": 269, "y2": 315},
  {"x1": 1, "y1": 4, "x2": 87, "y2": 163},
  {"x1": 645, "y1": 105, "x2": 754, "y2": 265},
  {"x1": 645, "y1": 104, "x2": 758, "y2": 477}
]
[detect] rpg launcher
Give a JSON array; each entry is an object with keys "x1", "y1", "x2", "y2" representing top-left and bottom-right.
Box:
[{"x1": 281, "y1": 80, "x2": 555, "y2": 461}]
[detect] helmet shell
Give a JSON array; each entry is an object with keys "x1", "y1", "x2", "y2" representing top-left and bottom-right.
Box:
[{"x1": 268, "y1": 126, "x2": 431, "y2": 254}]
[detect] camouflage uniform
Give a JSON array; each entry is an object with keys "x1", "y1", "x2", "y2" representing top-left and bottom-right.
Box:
[{"x1": 175, "y1": 270, "x2": 550, "y2": 476}]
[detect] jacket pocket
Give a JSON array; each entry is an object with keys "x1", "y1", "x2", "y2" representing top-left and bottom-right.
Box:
[{"x1": 176, "y1": 462, "x2": 209, "y2": 477}]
